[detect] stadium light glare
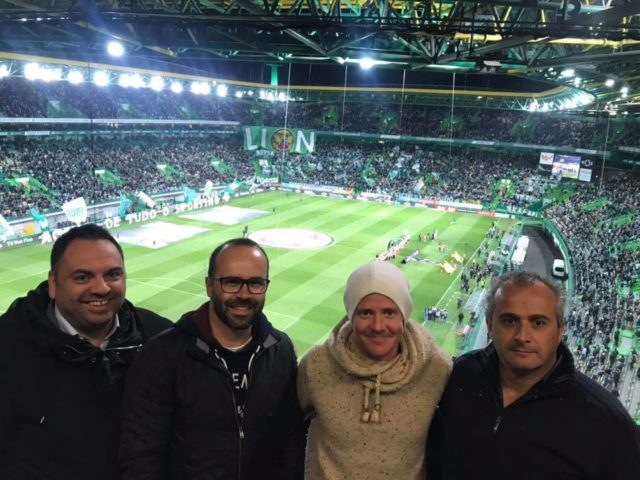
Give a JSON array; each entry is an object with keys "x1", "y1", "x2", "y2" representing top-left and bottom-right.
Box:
[
  {"x1": 216, "y1": 84, "x2": 228, "y2": 97},
  {"x1": 150, "y1": 76, "x2": 165, "y2": 92},
  {"x1": 93, "y1": 70, "x2": 109, "y2": 87},
  {"x1": 235, "y1": 91, "x2": 244, "y2": 98},
  {"x1": 574, "y1": 77, "x2": 582, "y2": 87},
  {"x1": 24, "y1": 63, "x2": 41, "y2": 81},
  {"x1": 129, "y1": 73, "x2": 145, "y2": 88},
  {"x1": 42, "y1": 67, "x2": 62, "y2": 82},
  {"x1": 277, "y1": 92, "x2": 287, "y2": 102},
  {"x1": 107, "y1": 41, "x2": 125, "y2": 57},
  {"x1": 0, "y1": 64, "x2": 8, "y2": 78},
  {"x1": 67, "y1": 70, "x2": 85, "y2": 84},
  {"x1": 359, "y1": 58, "x2": 376, "y2": 70},
  {"x1": 170, "y1": 81, "x2": 183, "y2": 94},
  {"x1": 560, "y1": 68, "x2": 575, "y2": 78},
  {"x1": 605, "y1": 79, "x2": 615, "y2": 87},
  {"x1": 190, "y1": 81, "x2": 210, "y2": 95},
  {"x1": 118, "y1": 73, "x2": 131, "y2": 88},
  {"x1": 620, "y1": 86, "x2": 629, "y2": 95}
]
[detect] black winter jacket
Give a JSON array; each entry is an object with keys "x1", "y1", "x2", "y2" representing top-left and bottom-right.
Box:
[
  {"x1": 427, "y1": 342, "x2": 640, "y2": 480},
  {"x1": 120, "y1": 306, "x2": 305, "y2": 480},
  {"x1": 0, "y1": 281, "x2": 171, "y2": 480}
]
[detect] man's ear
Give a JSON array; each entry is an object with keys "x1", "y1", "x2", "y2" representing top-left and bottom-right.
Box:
[
  {"x1": 205, "y1": 277, "x2": 214, "y2": 298},
  {"x1": 47, "y1": 271, "x2": 56, "y2": 300}
]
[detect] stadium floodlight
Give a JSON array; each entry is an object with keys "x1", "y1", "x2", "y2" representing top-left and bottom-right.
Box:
[
  {"x1": 93, "y1": 70, "x2": 109, "y2": 87},
  {"x1": 67, "y1": 70, "x2": 85, "y2": 84},
  {"x1": 560, "y1": 68, "x2": 575, "y2": 78},
  {"x1": 190, "y1": 81, "x2": 210, "y2": 95},
  {"x1": 605, "y1": 79, "x2": 615, "y2": 88},
  {"x1": 170, "y1": 81, "x2": 183, "y2": 94},
  {"x1": 359, "y1": 58, "x2": 376, "y2": 70},
  {"x1": 235, "y1": 91, "x2": 244, "y2": 98},
  {"x1": 129, "y1": 73, "x2": 145, "y2": 89},
  {"x1": 343, "y1": 57, "x2": 391, "y2": 69},
  {"x1": 41, "y1": 67, "x2": 62, "y2": 82},
  {"x1": 574, "y1": 77, "x2": 582, "y2": 87},
  {"x1": 277, "y1": 92, "x2": 287, "y2": 102},
  {"x1": 149, "y1": 76, "x2": 164, "y2": 92},
  {"x1": 107, "y1": 41, "x2": 125, "y2": 58},
  {"x1": 216, "y1": 84, "x2": 228, "y2": 97},
  {"x1": 24, "y1": 63, "x2": 41, "y2": 81},
  {"x1": 0, "y1": 64, "x2": 8, "y2": 78},
  {"x1": 621, "y1": 86, "x2": 629, "y2": 95},
  {"x1": 118, "y1": 73, "x2": 131, "y2": 88}
]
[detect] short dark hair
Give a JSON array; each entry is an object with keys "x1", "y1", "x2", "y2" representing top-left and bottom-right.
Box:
[
  {"x1": 485, "y1": 271, "x2": 565, "y2": 326},
  {"x1": 50, "y1": 224, "x2": 124, "y2": 275},
  {"x1": 207, "y1": 238, "x2": 269, "y2": 278}
]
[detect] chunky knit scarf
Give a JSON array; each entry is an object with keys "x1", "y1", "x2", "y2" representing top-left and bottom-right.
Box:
[{"x1": 326, "y1": 316, "x2": 427, "y2": 423}]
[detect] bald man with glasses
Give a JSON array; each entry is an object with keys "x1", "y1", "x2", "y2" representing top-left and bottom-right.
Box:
[{"x1": 120, "y1": 238, "x2": 305, "y2": 480}]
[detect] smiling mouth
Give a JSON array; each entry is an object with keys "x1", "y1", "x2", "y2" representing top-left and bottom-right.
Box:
[{"x1": 86, "y1": 300, "x2": 109, "y2": 306}]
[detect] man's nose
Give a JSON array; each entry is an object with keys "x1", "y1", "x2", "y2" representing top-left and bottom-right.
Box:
[
  {"x1": 514, "y1": 322, "x2": 532, "y2": 342},
  {"x1": 91, "y1": 276, "x2": 111, "y2": 295},
  {"x1": 371, "y1": 313, "x2": 385, "y2": 331}
]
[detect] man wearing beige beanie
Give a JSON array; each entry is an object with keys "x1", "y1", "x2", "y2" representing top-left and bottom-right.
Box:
[{"x1": 298, "y1": 260, "x2": 451, "y2": 480}]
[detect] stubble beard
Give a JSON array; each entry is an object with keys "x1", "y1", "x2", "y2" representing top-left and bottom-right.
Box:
[{"x1": 213, "y1": 298, "x2": 263, "y2": 332}]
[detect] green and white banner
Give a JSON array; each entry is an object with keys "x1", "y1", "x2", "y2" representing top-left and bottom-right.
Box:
[
  {"x1": 62, "y1": 197, "x2": 88, "y2": 226},
  {"x1": 136, "y1": 191, "x2": 155, "y2": 209},
  {"x1": 30, "y1": 207, "x2": 51, "y2": 233},
  {"x1": 243, "y1": 126, "x2": 316, "y2": 154}
]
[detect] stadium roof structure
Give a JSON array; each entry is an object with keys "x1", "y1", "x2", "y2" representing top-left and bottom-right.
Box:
[{"x1": 0, "y1": 0, "x2": 639, "y2": 112}]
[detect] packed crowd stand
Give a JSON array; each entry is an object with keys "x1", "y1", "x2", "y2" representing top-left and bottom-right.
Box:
[
  {"x1": 546, "y1": 174, "x2": 640, "y2": 413},
  {"x1": 1, "y1": 137, "x2": 544, "y2": 219},
  {"x1": 0, "y1": 77, "x2": 636, "y2": 150}
]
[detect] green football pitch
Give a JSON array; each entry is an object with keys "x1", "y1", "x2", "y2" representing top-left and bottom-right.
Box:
[{"x1": 0, "y1": 191, "x2": 510, "y2": 357}]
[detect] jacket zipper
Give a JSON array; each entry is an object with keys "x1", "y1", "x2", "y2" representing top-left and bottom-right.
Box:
[
  {"x1": 216, "y1": 344, "x2": 265, "y2": 480},
  {"x1": 492, "y1": 415, "x2": 501, "y2": 433},
  {"x1": 235, "y1": 345, "x2": 264, "y2": 480},
  {"x1": 225, "y1": 375, "x2": 244, "y2": 479},
  {"x1": 491, "y1": 387, "x2": 541, "y2": 434}
]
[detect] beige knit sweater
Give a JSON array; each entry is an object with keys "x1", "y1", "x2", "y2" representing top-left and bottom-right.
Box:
[{"x1": 298, "y1": 317, "x2": 451, "y2": 480}]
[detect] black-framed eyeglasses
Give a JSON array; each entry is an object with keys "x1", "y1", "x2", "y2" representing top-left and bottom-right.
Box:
[{"x1": 214, "y1": 276, "x2": 270, "y2": 294}]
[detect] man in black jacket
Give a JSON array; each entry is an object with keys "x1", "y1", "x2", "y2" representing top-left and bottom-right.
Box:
[
  {"x1": 0, "y1": 224, "x2": 171, "y2": 480},
  {"x1": 120, "y1": 238, "x2": 305, "y2": 480},
  {"x1": 428, "y1": 271, "x2": 640, "y2": 480}
]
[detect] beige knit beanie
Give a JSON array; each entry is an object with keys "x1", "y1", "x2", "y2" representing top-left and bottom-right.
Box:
[{"x1": 343, "y1": 261, "x2": 413, "y2": 323}]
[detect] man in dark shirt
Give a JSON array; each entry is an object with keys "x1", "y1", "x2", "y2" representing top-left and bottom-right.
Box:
[
  {"x1": 120, "y1": 238, "x2": 304, "y2": 480},
  {"x1": 0, "y1": 224, "x2": 170, "y2": 480},
  {"x1": 428, "y1": 271, "x2": 640, "y2": 480}
]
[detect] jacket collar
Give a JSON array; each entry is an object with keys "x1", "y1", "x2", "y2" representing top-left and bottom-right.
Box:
[
  {"x1": 480, "y1": 341, "x2": 576, "y2": 400},
  {"x1": 21, "y1": 281, "x2": 144, "y2": 360},
  {"x1": 176, "y1": 302, "x2": 280, "y2": 351}
]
